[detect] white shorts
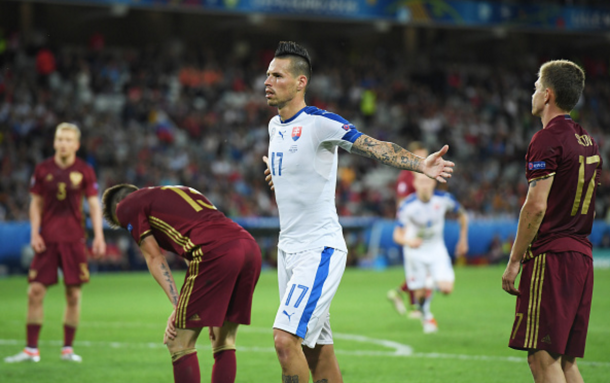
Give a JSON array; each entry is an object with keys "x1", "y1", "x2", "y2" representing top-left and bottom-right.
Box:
[
  {"x1": 273, "y1": 246, "x2": 347, "y2": 348},
  {"x1": 403, "y1": 243, "x2": 454, "y2": 290}
]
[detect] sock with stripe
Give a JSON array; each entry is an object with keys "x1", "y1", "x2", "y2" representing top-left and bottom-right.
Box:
[
  {"x1": 172, "y1": 352, "x2": 200, "y2": 383},
  {"x1": 212, "y1": 349, "x2": 236, "y2": 383},
  {"x1": 26, "y1": 324, "x2": 42, "y2": 349},
  {"x1": 64, "y1": 324, "x2": 77, "y2": 348}
]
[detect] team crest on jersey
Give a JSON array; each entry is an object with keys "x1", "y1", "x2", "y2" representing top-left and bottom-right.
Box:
[
  {"x1": 70, "y1": 171, "x2": 83, "y2": 187},
  {"x1": 292, "y1": 126, "x2": 302, "y2": 141},
  {"x1": 270, "y1": 127, "x2": 276, "y2": 138},
  {"x1": 528, "y1": 161, "x2": 546, "y2": 170},
  {"x1": 45, "y1": 174, "x2": 53, "y2": 182}
]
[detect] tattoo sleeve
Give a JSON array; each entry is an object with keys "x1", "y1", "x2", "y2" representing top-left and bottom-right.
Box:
[
  {"x1": 351, "y1": 135, "x2": 422, "y2": 171},
  {"x1": 160, "y1": 262, "x2": 179, "y2": 306}
]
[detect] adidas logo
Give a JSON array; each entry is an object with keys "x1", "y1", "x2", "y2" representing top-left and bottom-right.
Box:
[
  {"x1": 541, "y1": 335, "x2": 552, "y2": 344},
  {"x1": 188, "y1": 314, "x2": 201, "y2": 321}
]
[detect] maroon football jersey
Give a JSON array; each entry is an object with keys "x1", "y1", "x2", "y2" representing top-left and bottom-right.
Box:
[
  {"x1": 525, "y1": 115, "x2": 602, "y2": 259},
  {"x1": 30, "y1": 158, "x2": 99, "y2": 243},
  {"x1": 115, "y1": 186, "x2": 254, "y2": 259}
]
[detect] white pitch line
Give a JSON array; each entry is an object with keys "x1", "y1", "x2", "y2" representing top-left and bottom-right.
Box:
[{"x1": 1, "y1": 338, "x2": 608, "y2": 367}]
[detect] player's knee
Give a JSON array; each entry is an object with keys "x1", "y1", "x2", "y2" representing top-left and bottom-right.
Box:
[
  {"x1": 28, "y1": 284, "x2": 46, "y2": 302},
  {"x1": 65, "y1": 287, "x2": 81, "y2": 306},
  {"x1": 273, "y1": 330, "x2": 300, "y2": 360},
  {"x1": 437, "y1": 282, "x2": 453, "y2": 295}
]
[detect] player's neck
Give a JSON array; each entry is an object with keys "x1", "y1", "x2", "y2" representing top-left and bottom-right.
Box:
[
  {"x1": 54, "y1": 154, "x2": 76, "y2": 169},
  {"x1": 278, "y1": 99, "x2": 307, "y2": 122},
  {"x1": 540, "y1": 105, "x2": 568, "y2": 129}
]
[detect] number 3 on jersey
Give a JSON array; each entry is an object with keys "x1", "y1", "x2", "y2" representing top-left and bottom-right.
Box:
[{"x1": 271, "y1": 152, "x2": 283, "y2": 176}]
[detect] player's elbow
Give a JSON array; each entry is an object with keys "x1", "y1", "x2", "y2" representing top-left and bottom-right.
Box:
[{"x1": 524, "y1": 200, "x2": 547, "y2": 218}]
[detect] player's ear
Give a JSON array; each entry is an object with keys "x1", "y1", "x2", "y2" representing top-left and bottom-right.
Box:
[
  {"x1": 297, "y1": 74, "x2": 308, "y2": 92},
  {"x1": 544, "y1": 87, "x2": 552, "y2": 105}
]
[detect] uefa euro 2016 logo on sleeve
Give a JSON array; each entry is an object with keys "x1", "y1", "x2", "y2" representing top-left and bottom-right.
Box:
[
  {"x1": 528, "y1": 161, "x2": 546, "y2": 170},
  {"x1": 292, "y1": 127, "x2": 302, "y2": 141}
]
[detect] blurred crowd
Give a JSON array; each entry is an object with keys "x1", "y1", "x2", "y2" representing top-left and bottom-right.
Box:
[{"x1": 1, "y1": 32, "x2": 610, "y2": 224}]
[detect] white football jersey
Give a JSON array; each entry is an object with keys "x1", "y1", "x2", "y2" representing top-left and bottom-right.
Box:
[
  {"x1": 396, "y1": 191, "x2": 460, "y2": 249},
  {"x1": 268, "y1": 106, "x2": 362, "y2": 253}
]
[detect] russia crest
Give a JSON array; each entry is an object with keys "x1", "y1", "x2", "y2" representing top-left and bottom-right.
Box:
[{"x1": 292, "y1": 126, "x2": 302, "y2": 141}]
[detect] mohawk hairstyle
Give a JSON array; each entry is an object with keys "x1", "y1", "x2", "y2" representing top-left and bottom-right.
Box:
[
  {"x1": 274, "y1": 41, "x2": 312, "y2": 83},
  {"x1": 101, "y1": 184, "x2": 139, "y2": 229}
]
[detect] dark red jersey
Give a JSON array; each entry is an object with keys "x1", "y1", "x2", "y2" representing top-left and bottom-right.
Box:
[
  {"x1": 396, "y1": 170, "x2": 415, "y2": 200},
  {"x1": 30, "y1": 158, "x2": 99, "y2": 243},
  {"x1": 115, "y1": 186, "x2": 254, "y2": 260},
  {"x1": 525, "y1": 115, "x2": 602, "y2": 259}
]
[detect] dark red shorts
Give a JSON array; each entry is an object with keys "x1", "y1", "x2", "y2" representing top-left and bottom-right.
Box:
[
  {"x1": 28, "y1": 242, "x2": 90, "y2": 286},
  {"x1": 509, "y1": 251, "x2": 593, "y2": 357},
  {"x1": 175, "y1": 238, "x2": 262, "y2": 329}
]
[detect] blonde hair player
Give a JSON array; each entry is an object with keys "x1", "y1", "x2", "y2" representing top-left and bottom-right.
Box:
[{"x1": 5, "y1": 123, "x2": 106, "y2": 363}]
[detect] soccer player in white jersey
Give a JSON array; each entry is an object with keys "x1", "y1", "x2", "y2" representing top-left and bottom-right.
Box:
[
  {"x1": 262, "y1": 41, "x2": 455, "y2": 383},
  {"x1": 393, "y1": 172, "x2": 468, "y2": 333}
]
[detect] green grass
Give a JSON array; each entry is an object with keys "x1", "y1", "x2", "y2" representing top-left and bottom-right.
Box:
[{"x1": 1, "y1": 266, "x2": 609, "y2": 382}]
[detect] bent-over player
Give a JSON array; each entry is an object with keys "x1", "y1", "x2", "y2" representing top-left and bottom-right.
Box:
[{"x1": 102, "y1": 184, "x2": 261, "y2": 383}]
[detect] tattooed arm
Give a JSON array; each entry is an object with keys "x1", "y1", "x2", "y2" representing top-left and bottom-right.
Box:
[
  {"x1": 139, "y1": 235, "x2": 180, "y2": 307},
  {"x1": 502, "y1": 175, "x2": 554, "y2": 295},
  {"x1": 350, "y1": 135, "x2": 454, "y2": 182}
]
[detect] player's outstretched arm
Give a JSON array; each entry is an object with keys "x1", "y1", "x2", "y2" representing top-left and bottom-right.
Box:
[
  {"x1": 351, "y1": 135, "x2": 454, "y2": 182},
  {"x1": 139, "y1": 235, "x2": 180, "y2": 308},
  {"x1": 502, "y1": 176, "x2": 554, "y2": 295}
]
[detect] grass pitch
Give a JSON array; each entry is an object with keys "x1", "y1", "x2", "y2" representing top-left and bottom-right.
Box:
[{"x1": 1, "y1": 266, "x2": 609, "y2": 383}]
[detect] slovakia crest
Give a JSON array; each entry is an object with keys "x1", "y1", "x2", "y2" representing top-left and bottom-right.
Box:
[{"x1": 292, "y1": 126, "x2": 302, "y2": 141}]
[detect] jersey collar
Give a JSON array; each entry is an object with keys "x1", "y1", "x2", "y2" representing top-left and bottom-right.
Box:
[{"x1": 279, "y1": 106, "x2": 308, "y2": 124}]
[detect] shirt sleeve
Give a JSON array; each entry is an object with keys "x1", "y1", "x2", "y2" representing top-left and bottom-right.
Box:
[
  {"x1": 83, "y1": 165, "x2": 99, "y2": 197},
  {"x1": 395, "y1": 202, "x2": 409, "y2": 228},
  {"x1": 116, "y1": 197, "x2": 152, "y2": 245},
  {"x1": 29, "y1": 165, "x2": 43, "y2": 195},
  {"x1": 526, "y1": 130, "x2": 559, "y2": 182},
  {"x1": 445, "y1": 193, "x2": 460, "y2": 213},
  {"x1": 314, "y1": 111, "x2": 363, "y2": 152}
]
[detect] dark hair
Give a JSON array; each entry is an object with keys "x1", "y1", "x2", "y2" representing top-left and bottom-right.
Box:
[
  {"x1": 539, "y1": 60, "x2": 585, "y2": 112},
  {"x1": 274, "y1": 41, "x2": 312, "y2": 84},
  {"x1": 101, "y1": 184, "x2": 139, "y2": 228}
]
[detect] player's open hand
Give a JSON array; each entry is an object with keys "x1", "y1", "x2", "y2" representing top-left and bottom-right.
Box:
[
  {"x1": 163, "y1": 309, "x2": 177, "y2": 344},
  {"x1": 502, "y1": 260, "x2": 521, "y2": 296},
  {"x1": 31, "y1": 233, "x2": 46, "y2": 253},
  {"x1": 262, "y1": 156, "x2": 275, "y2": 191},
  {"x1": 422, "y1": 145, "x2": 454, "y2": 183},
  {"x1": 92, "y1": 236, "x2": 106, "y2": 259}
]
